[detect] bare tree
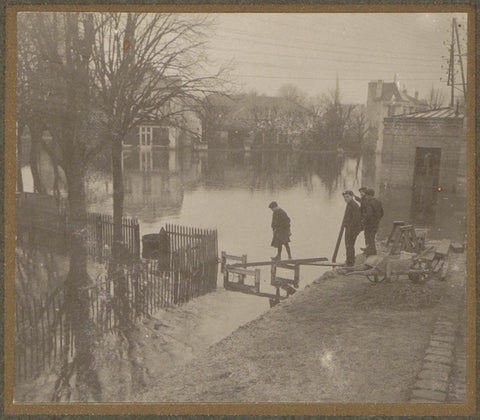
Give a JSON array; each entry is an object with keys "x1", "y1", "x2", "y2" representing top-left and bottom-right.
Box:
[
  {"x1": 427, "y1": 85, "x2": 446, "y2": 110},
  {"x1": 346, "y1": 106, "x2": 369, "y2": 146},
  {"x1": 17, "y1": 16, "x2": 46, "y2": 194},
  {"x1": 278, "y1": 83, "x2": 306, "y2": 106},
  {"x1": 90, "y1": 12, "x2": 225, "y2": 386},
  {"x1": 322, "y1": 78, "x2": 354, "y2": 147},
  {"x1": 18, "y1": 12, "x2": 104, "y2": 401}
]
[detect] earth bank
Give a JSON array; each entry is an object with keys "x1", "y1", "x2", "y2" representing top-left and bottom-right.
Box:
[{"x1": 132, "y1": 250, "x2": 466, "y2": 403}]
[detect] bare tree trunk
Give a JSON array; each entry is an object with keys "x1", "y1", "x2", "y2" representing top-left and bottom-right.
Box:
[
  {"x1": 55, "y1": 168, "x2": 102, "y2": 402},
  {"x1": 29, "y1": 124, "x2": 45, "y2": 194},
  {"x1": 17, "y1": 123, "x2": 25, "y2": 192},
  {"x1": 110, "y1": 136, "x2": 146, "y2": 390},
  {"x1": 110, "y1": 136, "x2": 130, "y2": 324}
]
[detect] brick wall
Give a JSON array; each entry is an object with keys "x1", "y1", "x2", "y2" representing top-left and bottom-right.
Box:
[{"x1": 381, "y1": 117, "x2": 464, "y2": 192}]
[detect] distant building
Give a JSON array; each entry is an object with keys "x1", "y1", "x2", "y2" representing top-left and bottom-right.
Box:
[
  {"x1": 123, "y1": 77, "x2": 202, "y2": 150},
  {"x1": 380, "y1": 107, "x2": 465, "y2": 194},
  {"x1": 366, "y1": 75, "x2": 428, "y2": 153}
]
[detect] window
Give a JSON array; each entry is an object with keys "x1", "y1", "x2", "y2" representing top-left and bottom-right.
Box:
[
  {"x1": 140, "y1": 150, "x2": 152, "y2": 171},
  {"x1": 139, "y1": 126, "x2": 153, "y2": 146}
]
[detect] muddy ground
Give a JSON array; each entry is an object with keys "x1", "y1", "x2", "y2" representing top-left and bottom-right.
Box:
[
  {"x1": 132, "y1": 252, "x2": 466, "y2": 403},
  {"x1": 15, "y1": 249, "x2": 466, "y2": 404}
]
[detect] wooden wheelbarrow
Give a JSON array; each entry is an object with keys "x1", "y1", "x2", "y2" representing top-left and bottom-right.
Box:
[{"x1": 341, "y1": 246, "x2": 442, "y2": 284}]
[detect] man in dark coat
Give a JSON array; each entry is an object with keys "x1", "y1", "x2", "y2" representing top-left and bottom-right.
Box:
[
  {"x1": 362, "y1": 188, "x2": 384, "y2": 256},
  {"x1": 355, "y1": 187, "x2": 369, "y2": 222},
  {"x1": 342, "y1": 190, "x2": 363, "y2": 267},
  {"x1": 269, "y1": 201, "x2": 292, "y2": 261}
]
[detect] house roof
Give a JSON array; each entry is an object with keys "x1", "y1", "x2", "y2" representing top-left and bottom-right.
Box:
[
  {"x1": 204, "y1": 93, "x2": 239, "y2": 108},
  {"x1": 390, "y1": 107, "x2": 464, "y2": 119},
  {"x1": 372, "y1": 82, "x2": 428, "y2": 106}
]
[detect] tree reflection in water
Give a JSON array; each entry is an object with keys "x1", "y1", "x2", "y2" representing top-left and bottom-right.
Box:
[{"x1": 92, "y1": 147, "x2": 465, "y2": 243}]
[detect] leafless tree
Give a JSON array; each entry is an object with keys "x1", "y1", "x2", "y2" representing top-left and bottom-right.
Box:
[
  {"x1": 18, "y1": 12, "x2": 104, "y2": 401},
  {"x1": 90, "y1": 12, "x2": 226, "y2": 387},
  {"x1": 346, "y1": 106, "x2": 369, "y2": 146},
  {"x1": 17, "y1": 16, "x2": 46, "y2": 194},
  {"x1": 278, "y1": 83, "x2": 307, "y2": 106},
  {"x1": 321, "y1": 79, "x2": 354, "y2": 147},
  {"x1": 427, "y1": 85, "x2": 446, "y2": 110}
]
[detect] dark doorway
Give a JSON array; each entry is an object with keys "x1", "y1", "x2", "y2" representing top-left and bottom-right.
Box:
[{"x1": 411, "y1": 147, "x2": 442, "y2": 225}]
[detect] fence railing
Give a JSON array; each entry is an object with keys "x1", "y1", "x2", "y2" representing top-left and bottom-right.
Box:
[
  {"x1": 86, "y1": 213, "x2": 140, "y2": 262},
  {"x1": 15, "y1": 225, "x2": 218, "y2": 383},
  {"x1": 16, "y1": 209, "x2": 140, "y2": 263}
]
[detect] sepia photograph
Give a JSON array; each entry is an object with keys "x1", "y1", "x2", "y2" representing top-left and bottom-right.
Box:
[{"x1": 4, "y1": 4, "x2": 475, "y2": 415}]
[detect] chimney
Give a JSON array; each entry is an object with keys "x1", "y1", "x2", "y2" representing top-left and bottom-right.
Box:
[
  {"x1": 375, "y1": 80, "x2": 383, "y2": 99},
  {"x1": 394, "y1": 73, "x2": 400, "y2": 89}
]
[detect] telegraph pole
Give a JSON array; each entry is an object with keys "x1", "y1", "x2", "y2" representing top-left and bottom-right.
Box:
[
  {"x1": 446, "y1": 18, "x2": 467, "y2": 108},
  {"x1": 449, "y1": 19, "x2": 455, "y2": 107},
  {"x1": 454, "y1": 18, "x2": 467, "y2": 104}
]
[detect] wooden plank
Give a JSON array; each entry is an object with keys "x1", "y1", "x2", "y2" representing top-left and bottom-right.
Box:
[
  {"x1": 228, "y1": 257, "x2": 328, "y2": 268},
  {"x1": 450, "y1": 242, "x2": 464, "y2": 253},
  {"x1": 276, "y1": 263, "x2": 297, "y2": 270},
  {"x1": 435, "y1": 239, "x2": 451, "y2": 257},
  {"x1": 227, "y1": 267, "x2": 259, "y2": 277},
  {"x1": 222, "y1": 254, "x2": 246, "y2": 262},
  {"x1": 296, "y1": 262, "x2": 344, "y2": 267},
  {"x1": 224, "y1": 281, "x2": 276, "y2": 298}
]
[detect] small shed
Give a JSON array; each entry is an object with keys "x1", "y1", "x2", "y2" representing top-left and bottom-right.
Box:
[{"x1": 380, "y1": 107, "x2": 465, "y2": 193}]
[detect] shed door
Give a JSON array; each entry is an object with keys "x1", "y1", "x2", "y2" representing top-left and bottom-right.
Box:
[
  {"x1": 411, "y1": 147, "x2": 441, "y2": 224},
  {"x1": 413, "y1": 147, "x2": 441, "y2": 188}
]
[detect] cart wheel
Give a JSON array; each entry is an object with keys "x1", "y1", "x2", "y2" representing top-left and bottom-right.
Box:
[
  {"x1": 367, "y1": 274, "x2": 386, "y2": 283},
  {"x1": 409, "y1": 272, "x2": 428, "y2": 284}
]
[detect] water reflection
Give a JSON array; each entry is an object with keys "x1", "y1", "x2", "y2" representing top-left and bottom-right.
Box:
[
  {"x1": 118, "y1": 148, "x2": 358, "y2": 280},
  {"x1": 118, "y1": 148, "x2": 465, "y2": 249},
  {"x1": 361, "y1": 152, "x2": 467, "y2": 244}
]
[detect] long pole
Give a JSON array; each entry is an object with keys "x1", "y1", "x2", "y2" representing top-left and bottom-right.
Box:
[
  {"x1": 332, "y1": 209, "x2": 346, "y2": 263},
  {"x1": 454, "y1": 18, "x2": 467, "y2": 105},
  {"x1": 450, "y1": 18, "x2": 455, "y2": 107}
]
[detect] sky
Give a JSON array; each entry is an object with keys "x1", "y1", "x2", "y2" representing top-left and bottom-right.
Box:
[{"x1": 201, "y1": 13, "x2": 468, "y2": 104}]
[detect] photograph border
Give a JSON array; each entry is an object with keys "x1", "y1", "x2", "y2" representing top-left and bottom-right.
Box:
[{"x1": 2, "y1": 1, "x2": 477, "y2": 416}]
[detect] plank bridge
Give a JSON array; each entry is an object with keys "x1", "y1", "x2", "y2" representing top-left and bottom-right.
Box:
[{"x1": 220, "y1": 252, "x2": 340, "y2": 307}]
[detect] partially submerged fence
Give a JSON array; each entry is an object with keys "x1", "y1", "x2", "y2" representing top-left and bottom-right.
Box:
[
  {"x1": 15, "y1": 224, "x2": 218, "y2": 382},
  {"x1": 16, "y1": 193, "x2": 140, "y2": 263},
  {"x1": 86, "y1": 213, "x2": 140, "y2": 262}
]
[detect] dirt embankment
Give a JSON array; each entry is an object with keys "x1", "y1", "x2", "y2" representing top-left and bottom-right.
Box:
[
  {"x1": 15, "y1": 249, "x2": 465, "y2": 403},
  {"x1": 133, "y1": 251, "x2": 465, "y2": 403}
]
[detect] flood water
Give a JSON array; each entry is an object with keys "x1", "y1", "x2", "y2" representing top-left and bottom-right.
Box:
[
  {"x1": 89, "y1": 148, "x2": 366, "y2": 295},
  {"x1": 21, "y1": 147, "x2": 467, "y2": 368}
]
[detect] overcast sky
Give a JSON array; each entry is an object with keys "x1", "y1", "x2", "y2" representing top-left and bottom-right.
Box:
[{"x1": 203, "y1": 13, "x2": 467, "y2": 104}]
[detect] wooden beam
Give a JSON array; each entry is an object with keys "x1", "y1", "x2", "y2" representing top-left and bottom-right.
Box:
[
  {"x1": 227, "y1": 267, "x2": 258, "y2": 277},
  {"x1": 435, "y1": 239, "x2": 451, "y2": 257},
  {"x1": 224, "y1": 282, "x2": 277, "y2": 299},
  {"x1": 297, "y1": 262, "x2": 344, "y2": 267},
  {"x1": 227, "y1": 257, "x2": 328, "y2": 268}
]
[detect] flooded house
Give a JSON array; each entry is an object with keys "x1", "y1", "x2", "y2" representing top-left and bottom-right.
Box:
[
  {"x1": 122, "y1": 77, "x2": 202, "y2": 150},
  {"x1": 200, "y1": 94, "x2": 312, "y2": 149},
  {"x1": 376, "y1": 107, "x2": 466, "y2": 242},
  {"x1": 366, "y1": 75, "x2": 429, "y2": 153}
]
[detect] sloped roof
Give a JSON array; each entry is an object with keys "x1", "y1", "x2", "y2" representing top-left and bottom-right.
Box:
[
  {"x1": 204, "y1": 93, "x2": 239, "y2": 108},
  {"x1": 378, "y1": 83, "x2": 403, "y2": 102},
  {"x1": 372, "y1": 82, "x2": 427, "y2": 106},
  {"x1": 390, "y1": 107, "x2": 464, "y2": 119}
]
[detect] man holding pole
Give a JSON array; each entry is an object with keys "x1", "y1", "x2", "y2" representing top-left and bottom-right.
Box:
[{"x1": 340, "y1": 190, "x2": 363, "y2": 266}]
